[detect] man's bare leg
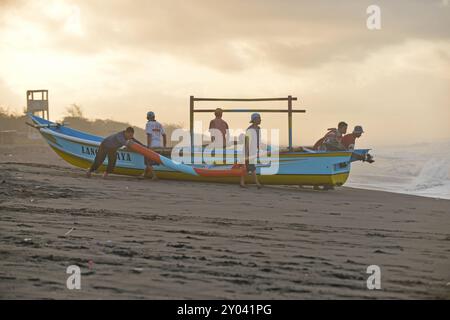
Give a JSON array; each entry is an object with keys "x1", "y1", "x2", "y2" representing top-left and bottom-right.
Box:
[
  {"x1": 102, "y1": 172, "x2": 109, "y2": 179},
  {"x1": 142, "y1": 166, "x2": 151, "y2": 178},
  {"x1": 143, "y1": 166, "x2": 158, "y2": 180},
  {"x1": 151, "y1": 169, "x2": 159, "y2": 181},
  {"x1": 240, "y1": 174, "x2": 247, "y2": 188},
  {"x1": 253, "y1": 171, "x2": 262, "y2": 189}
]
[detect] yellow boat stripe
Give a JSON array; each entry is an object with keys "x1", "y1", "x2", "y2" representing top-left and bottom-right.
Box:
[{"x1": 50, "y1": 145, "x2": 349, "y2": 186}]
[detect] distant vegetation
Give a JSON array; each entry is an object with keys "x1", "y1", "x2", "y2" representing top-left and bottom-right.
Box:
[
  {"x1": 0, "y1": 107, "x2": 28, "y2": 131},
  {"x1": 0, "y1": 104, "x2": 182, "y2": 146}
]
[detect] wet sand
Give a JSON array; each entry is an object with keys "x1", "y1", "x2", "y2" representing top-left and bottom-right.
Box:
[{"x1": 0, "y1": 145, "x2": 449, "y2": 299}]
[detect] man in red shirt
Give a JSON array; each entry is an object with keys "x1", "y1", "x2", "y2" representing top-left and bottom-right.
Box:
[
  {"x1": 342, "y1": 125, "x2": 364, "y2": 150},
  {"x1": 209, "y1": 108, "x2": 229, "y2": 164},
  {"x1": 209, "y1": 108, "x2": 229, "y2": 147}
]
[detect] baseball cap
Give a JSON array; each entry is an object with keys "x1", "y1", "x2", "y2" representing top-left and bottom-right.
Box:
[
  {"x1": 353, "y1": 125, "x2": 364, "y2": 133},
  {"x1": 250, "y1": 112, "x2": 261, "y2": 123}
]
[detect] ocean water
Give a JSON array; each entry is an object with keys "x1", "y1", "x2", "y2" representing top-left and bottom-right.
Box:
[{"x1": 347, "y1": 141, "x2": 450, "y2": 200}]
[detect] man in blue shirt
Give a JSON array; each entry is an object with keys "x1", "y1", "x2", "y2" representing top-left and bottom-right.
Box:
[{"x1": 86, "y1": 127, "x2": 135, "y2": 179}]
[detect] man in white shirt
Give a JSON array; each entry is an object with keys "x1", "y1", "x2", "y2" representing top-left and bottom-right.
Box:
[
  {"x1": 240, "y1": 113, "x2": 263, "y2": 189},
  {"x1": 144, "y1": 111, "x2": 167, "y2": 179}
]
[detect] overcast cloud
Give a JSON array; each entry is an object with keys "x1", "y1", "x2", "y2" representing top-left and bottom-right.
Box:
[{"x1": 0, "y1": 0, "x2": 449, "y2": 145}]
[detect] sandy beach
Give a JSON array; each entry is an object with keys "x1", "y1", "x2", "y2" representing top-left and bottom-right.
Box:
[{"x1": 0, "y1": 144, "x2": 449, "y2": 299}]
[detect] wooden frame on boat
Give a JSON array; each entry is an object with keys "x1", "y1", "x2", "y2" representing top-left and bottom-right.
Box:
[{"x1": 189, "y1": 96, "x2": 306, "y2": 161}]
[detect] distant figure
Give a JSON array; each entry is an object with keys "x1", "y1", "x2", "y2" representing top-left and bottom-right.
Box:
[
  {"x1": 144, "y1": 111, "x2": 167, "y2": 180},
  {"x1": 342, "y1": 125, "x2": 364, "y2": 150},
  {"x1": 86, "y1": 127, "x2": 135, "y2": 179},
  {"x1": 209, "y1": 108, "x2": 229, "y2": 147},
  {"x1": 313, "y1": 121, "x2": 348, "y2": 151},
  {"x1": 240, "y1": 113, "x2": 262, "y2": 189}
]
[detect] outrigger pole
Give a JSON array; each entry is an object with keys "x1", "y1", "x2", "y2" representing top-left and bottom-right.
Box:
[{"x1": 189, "y1": 95, "x2": 306, "y2": 162}]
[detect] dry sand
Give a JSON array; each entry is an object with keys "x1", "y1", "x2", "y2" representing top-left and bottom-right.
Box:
[{"x1": 0, "y1": 144, "x2": 449, "y2": 299}]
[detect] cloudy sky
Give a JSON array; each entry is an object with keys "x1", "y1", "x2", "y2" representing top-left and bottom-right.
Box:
[{"x1": 0, "y1": 0, "x2": 449, "y2": 146}]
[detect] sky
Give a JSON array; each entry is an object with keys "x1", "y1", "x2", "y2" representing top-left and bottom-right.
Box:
[{"x1": 0, "y1": 0, "x2": 449, "y2": 147}]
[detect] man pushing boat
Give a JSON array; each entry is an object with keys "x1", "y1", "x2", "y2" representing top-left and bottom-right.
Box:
[{"x1": 86, "y1": 127, "x2": 136, "y2": 179}]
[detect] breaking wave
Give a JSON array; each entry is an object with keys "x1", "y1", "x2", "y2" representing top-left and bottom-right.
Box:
[{"x1": 347, "y1": 142, "x2": 450, "y2": 200}]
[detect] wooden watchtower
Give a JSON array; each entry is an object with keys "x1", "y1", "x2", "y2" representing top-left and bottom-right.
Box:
[{"x1": 27, "y1": 90, "x2": 49, "y2": 120}]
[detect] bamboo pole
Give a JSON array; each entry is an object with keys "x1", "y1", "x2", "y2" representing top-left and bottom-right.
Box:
[
  {"x1": 193, "y1": 109, "x2": 305, "y2": 113},
  {"x1": 190, "y1": 95, "x2": 194, "y2": 163},
  {"x1": 193, "y1": 97, "x2": 297, "y2": 102},
  {"x1": 288, "y1": 95, "x2": 293, "y2": 151}
]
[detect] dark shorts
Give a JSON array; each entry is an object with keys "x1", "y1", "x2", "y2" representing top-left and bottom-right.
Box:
[{"x1": 246, "y1": 164, "x2": 256, "y2": 173}]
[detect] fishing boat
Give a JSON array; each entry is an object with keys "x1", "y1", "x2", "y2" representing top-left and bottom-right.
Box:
[{"x1": 27, "y1": 96, "x2": 373, "y2": 186}]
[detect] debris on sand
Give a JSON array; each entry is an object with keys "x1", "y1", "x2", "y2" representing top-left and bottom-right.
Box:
[
  {"x1": 132, "y1": 268, "x2": 144, "y2": 274},
  {"x1": 64, "y1": 227, "x2": 75, "y2": 236}
]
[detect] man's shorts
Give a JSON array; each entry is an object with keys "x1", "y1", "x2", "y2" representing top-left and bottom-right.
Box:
[{"x1": 246, "y1": 163, "x2": 256, "y2": 173}]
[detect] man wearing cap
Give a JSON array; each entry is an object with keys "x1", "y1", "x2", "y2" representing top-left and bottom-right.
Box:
[
  {"x1": 240, "y1": 112, "x2": 262, "y2": 189},
  {"x1": 342, "y1": 125, "x2": 364, "y2": 150},
  {"x1": 144, "y1": 111, "x2": 167, "y2": 179},
  {"x1": 209, "y1": 108, "x2": 229, "y2": 147}
]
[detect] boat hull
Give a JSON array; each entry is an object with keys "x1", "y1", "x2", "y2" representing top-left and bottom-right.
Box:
[
  {"x1": 30, "y1": 115, "x2": 361, "y2": 186},
  {"x1": 50, "y1": 144, "x2": 350, "y2": 185}
]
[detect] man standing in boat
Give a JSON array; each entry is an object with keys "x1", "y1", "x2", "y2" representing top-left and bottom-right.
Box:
[
  {"x1": 86, "y1": 127, "x2": 135, "y2": 179},
  {"x1": 209, "y1": 108, "x2": 229, "y2": 146},
  {"x1": 143, "y1": 111, "x2": 167, "y2": 180},
  {"x1": 240, "y1": 113, "x2": 263, "y2": 189},
  {"x1": 209, "y1": 108, "x2": 229, "y2": 163}
]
